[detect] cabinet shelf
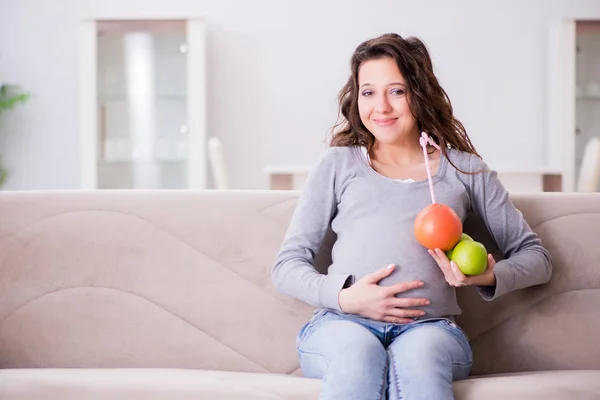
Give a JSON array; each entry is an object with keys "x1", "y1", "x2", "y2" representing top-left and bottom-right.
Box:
[
  {"x1": 98, "y1": 159, "x2": 186, "y2": 165},
  {"x1": 576, "y1": 95, "x2": 600, "y2": 101},
  {"x1": 98, "y1": 95, "x2": 186, "y2": 102}
]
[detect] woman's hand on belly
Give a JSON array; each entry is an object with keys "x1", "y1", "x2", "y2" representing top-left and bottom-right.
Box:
[{"x1": 338, "y1": 264, "x2": 431, "y2": 323}]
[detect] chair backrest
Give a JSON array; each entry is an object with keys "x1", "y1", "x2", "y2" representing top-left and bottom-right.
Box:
[
  {"x1": 576, "y1": 136, "x2": 600, "y2": 192},
  {"x1": 207, "y1": 137, "x2": 229, "y2": 190}
]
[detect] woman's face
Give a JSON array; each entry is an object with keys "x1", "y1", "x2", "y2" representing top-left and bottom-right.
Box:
[{"x1": 357, "y1": 57, "x2": 419, "y2": 145}]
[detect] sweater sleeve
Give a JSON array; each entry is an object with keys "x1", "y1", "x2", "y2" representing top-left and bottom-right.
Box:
[
  {"x1": 467, "y1": 154, "x2": 553, "y2": 300},
  {"x1": 270, "y1": 148, "x2": 352, "y2": 311}
]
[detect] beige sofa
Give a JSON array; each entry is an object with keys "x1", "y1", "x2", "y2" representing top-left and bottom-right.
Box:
[{"x1": 0, "y1": 190, "x2": 599, "y2": 399}]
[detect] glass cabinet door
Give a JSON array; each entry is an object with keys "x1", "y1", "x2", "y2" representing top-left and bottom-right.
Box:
[
  {"x1": 96, "y1": 20, "x2": 188, "y2": 189},
  {"x1": 575, "y1": 23, "x2": 600, "y2": 185}
]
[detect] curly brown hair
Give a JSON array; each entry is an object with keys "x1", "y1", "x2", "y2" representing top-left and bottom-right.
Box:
[{"x1": 330, "y1": 33, "x2": 480, "y2": 167}]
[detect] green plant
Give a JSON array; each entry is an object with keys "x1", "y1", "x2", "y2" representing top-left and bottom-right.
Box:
[
  {"x1": 0, "y1": 85, "x2": 29, "y2": 115},
  {"x1": 0, "y1": 84, "x2": 30, "y2": 188}
]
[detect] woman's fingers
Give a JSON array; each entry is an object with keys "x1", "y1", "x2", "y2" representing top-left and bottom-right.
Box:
[
  {"x1": 449, "y1": 260, "x2": 468, "y2": 286},
  {"x1": 382, "y1": 316, "x2": 415, "y2": 324},
  {"x1": 389, "y1": 297, "x2": 430, "y2": 308},
  {"x1": 385, "y1": 280, "x2": 424, "y2": 296},
  {"x1": 362, "y1": 263, "x2": 396, "y2": 284},
  {"x1": 429, "y1": 249, "x2": 458, "y2": 286},
  {"x1": 386, "y1": 307, "x2": 426, "y2": 319}
]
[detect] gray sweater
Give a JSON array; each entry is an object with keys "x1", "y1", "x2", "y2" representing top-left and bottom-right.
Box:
[{"x1": 271, "y1": 146, "x2": 552, "y2": 320}]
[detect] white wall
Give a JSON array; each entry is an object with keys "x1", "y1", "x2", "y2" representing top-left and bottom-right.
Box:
[{"x1": 1, "y1": 0, "x2": 599, "y2": 190}]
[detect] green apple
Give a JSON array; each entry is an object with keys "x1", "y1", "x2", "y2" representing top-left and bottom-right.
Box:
[
  {"x1": 450, "y1": 240, "x2": 488, "y2": 276},
  {"x1": 460, "y1": 233, "x2": 473, "y2": 242},
  {"x1": 445, "y1": 233, "x2": 474, "y2": 259}
]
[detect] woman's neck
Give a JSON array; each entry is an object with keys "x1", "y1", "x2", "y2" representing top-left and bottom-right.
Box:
[{"x1": 370, "y1": 138, "x2": 425, "y2": 167}]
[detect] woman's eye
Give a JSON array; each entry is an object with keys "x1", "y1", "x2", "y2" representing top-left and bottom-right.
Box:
[
  {"x1": 391, "y1": 88, "x2": 405, "y2": 95},
  {"x1": 361, "y1": 90, "x2": 373, "y2": 97}
]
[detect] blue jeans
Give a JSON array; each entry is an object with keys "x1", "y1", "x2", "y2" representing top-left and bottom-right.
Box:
[{"x1": 297, "y1": 309, "x2": 472, "y2": 400}]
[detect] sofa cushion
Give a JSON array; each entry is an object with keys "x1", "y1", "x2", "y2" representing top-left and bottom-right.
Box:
[
  {"x1": 1, "y1": 368, "x2": 599, "y2": 400},
  {"x1": 455, "y1": 370, "x2": 600, "y2": 400},
  {"x1": 0, "y1": 369, "x2": 319, "y2": 400}
]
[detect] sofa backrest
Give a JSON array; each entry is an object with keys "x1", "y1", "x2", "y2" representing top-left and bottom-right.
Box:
[
  {"x1": 455, "y1": 193, "x2": 600, "y2": 375},
  {"x1": 0, "y1": 190, "x2": 599, "y2": 376}
]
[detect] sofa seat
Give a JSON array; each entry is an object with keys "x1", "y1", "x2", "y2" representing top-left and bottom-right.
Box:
[
  {"x1": 0, "y1": 369, "x2": 319, "y2": 400},
  {"x1": 1, "y1": 368, "x2": 599, "y2": 400},
  {"x1": 454, "y1": 370, "x2": 600, "y2": 400}
]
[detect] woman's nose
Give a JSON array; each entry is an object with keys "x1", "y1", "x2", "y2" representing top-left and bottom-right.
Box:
[{"x1": 375, "y1": 94, "x2": 392, "y2": 113}]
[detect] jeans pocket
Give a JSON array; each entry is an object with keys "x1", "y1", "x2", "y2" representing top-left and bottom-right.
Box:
[
  {"x1": 296, "y1": 308, "x2": 329, "y2": 349},
  {"x1": 443, "y1": 320, "x2": 472, "y2": 364}
]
